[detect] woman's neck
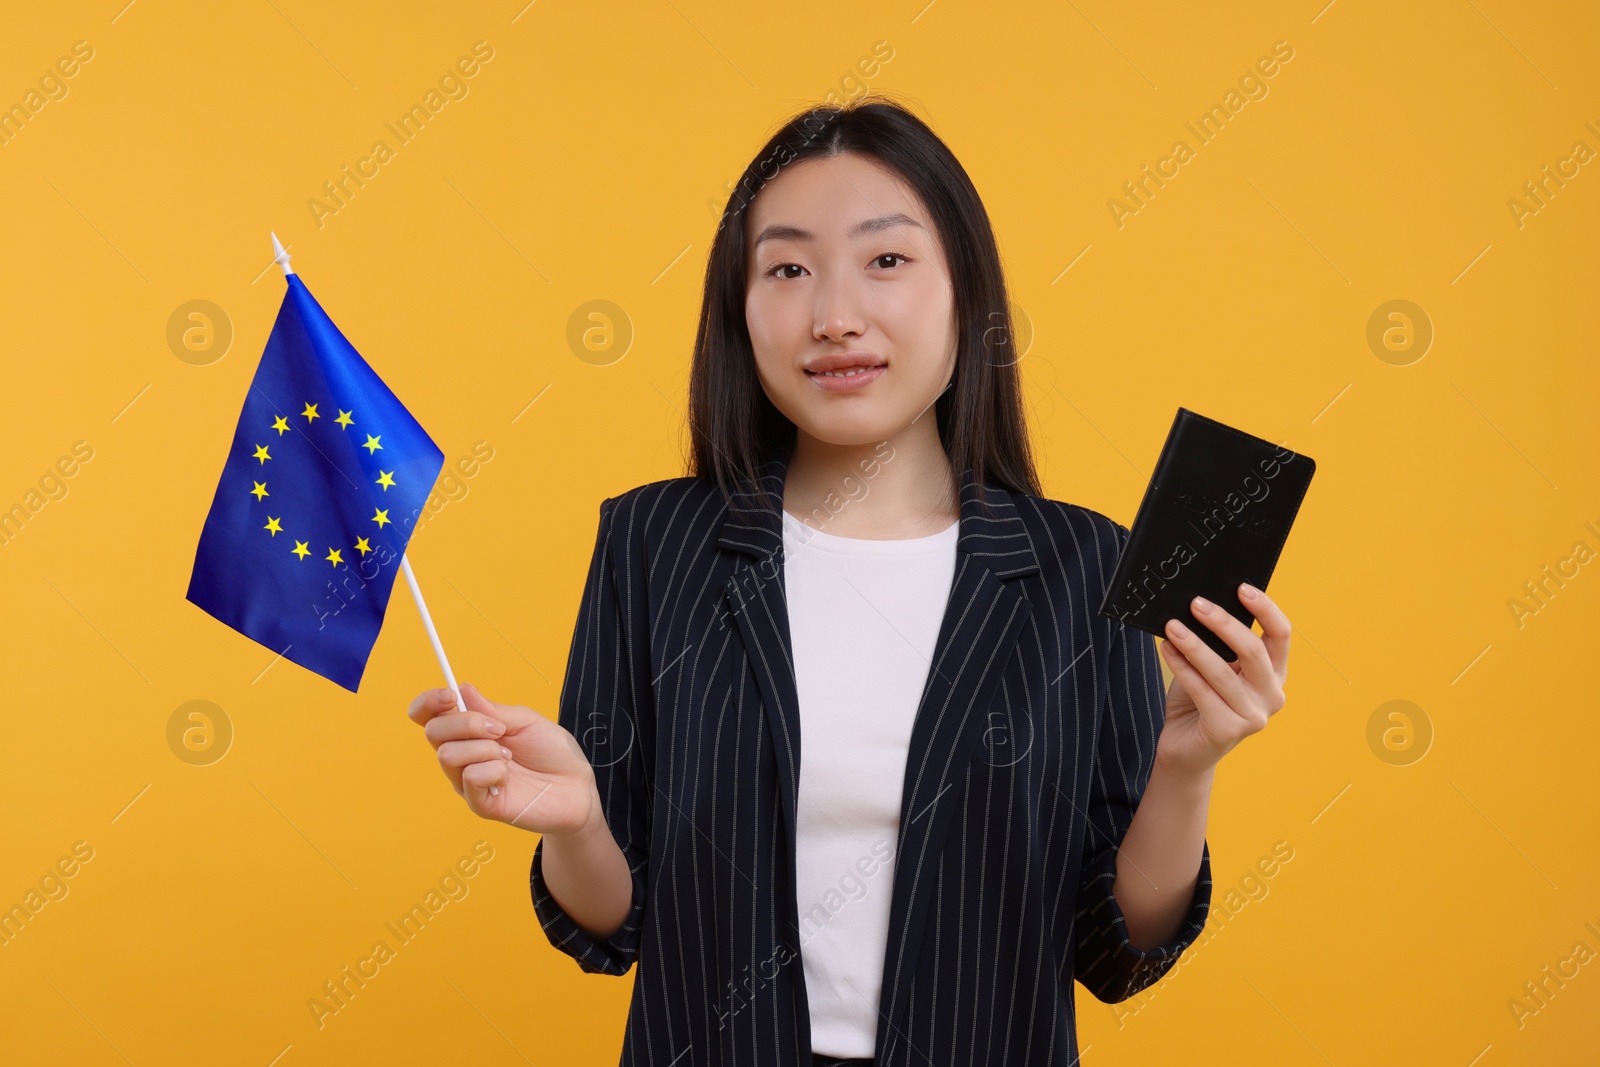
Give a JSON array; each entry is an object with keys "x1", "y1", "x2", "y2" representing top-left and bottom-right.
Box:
[{"x1": 780, "y1": 424, "x2": 959, "y2": 540}]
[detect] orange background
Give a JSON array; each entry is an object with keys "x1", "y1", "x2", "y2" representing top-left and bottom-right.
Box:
[{"x1": 1, "y1": 1, "x2": 1596, "y2": 1063}]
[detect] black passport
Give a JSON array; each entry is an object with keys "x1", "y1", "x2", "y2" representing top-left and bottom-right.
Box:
[{"x1": 1097, "y1": 407, "x2": 1316, "y2": 663}]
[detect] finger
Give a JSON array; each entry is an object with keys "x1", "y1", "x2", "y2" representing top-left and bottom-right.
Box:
[
  {"x1": 438, "y1": 738, "x2": 510, "y2": 771},
  {"x1": 407, "y1": 687, "x2": 460, "y2": 726},
  {"x1": 459, "y1": 682, "x2": 512, "y2": 730},
  {"x1": 424, "y1": 707, "x2": 507, "y2": 749},
  {"x1": 1158, "y1": 637, "x2": 1212, "y2": 697},
  {"x1": 1189, "y1": 595, "x2": 1275, "y2": 691},
  {"x1": 459, "y1": 682, "x2": 540, "y2": 742},
  {"x1": 438, "y1": 738, "x2": 512, "y2": 794},
  {"x1": 461, "y1": 758, "x2": 509, "y2": 813},
  {"x1": 1238, "y1": 582, "x2": 1291, "y2": 679},
  {"x1": 1159, "y1": 639, "x2": 1261, "y2": 749},
  {"x1": 460, "y1": 682, "x2": 535, "y2": 798},
  {"x1": 1165, "y1": 611, "x2": 1253, "y2": 713}
]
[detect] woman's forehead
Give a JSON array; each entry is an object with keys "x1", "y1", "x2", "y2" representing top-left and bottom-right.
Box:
[{"x1": 745, "y1": 155, "x2": 930, "y2": 240}]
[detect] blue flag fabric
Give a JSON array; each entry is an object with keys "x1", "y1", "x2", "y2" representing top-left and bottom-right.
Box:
[{"x1": 186, "y1": 273, "x2": 444, "y2": 691}]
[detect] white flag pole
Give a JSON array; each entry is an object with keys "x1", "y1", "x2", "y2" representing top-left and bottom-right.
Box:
[
  {"x1": 399, "y1": 557, "x2": 496, "y2": 798},
  {"x1": 271, "y1": 234, "x2": 496, "y2": 796},
  {"x1": 397, "y1": 558, "x2": 492, "y2": 788}
]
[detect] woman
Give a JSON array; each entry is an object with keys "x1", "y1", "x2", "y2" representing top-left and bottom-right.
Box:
[{"x1": 409, "y1": 96, "x2": 1292, "y2": 1067}]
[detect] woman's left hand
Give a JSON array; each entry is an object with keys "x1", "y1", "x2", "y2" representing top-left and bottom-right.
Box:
[{"x1": 1153, "y1": 583, "x2": 1291, "y2": 782}]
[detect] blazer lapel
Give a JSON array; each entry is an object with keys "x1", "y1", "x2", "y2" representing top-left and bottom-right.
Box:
[
  {"x1": 715, "y1": 444, "x2": 806, "y2": 854},
  {"x1": 715, "y1": 441, "x2": 1041, "y2": 1053}
]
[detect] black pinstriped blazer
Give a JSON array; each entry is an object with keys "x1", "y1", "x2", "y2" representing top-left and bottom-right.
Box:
[{"x1": 529, "y1": 441, "x2": 1213, "y2": 1066}]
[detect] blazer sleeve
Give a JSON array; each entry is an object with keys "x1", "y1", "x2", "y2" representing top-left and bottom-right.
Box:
[
  {"x1": 528, "y1": 494, "x2": 654, "y2": 976},
  {"x1": 1072, "y1": 523, "x2": 1213, "y2": 1003}
]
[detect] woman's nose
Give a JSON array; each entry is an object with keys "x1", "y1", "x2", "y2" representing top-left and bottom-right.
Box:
[{"x1": 813, "y1": 278, "x2": 868, "y2": 341}]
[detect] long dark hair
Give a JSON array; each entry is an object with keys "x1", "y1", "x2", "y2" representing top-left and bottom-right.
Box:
[{"x1": 685, "y1": 93, "x2": 1041, "y2": 511}]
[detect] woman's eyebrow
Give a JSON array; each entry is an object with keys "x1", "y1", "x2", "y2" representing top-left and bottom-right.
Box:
[{"x1": 752, "y1": 213, "x2": 923, "y2": 249}]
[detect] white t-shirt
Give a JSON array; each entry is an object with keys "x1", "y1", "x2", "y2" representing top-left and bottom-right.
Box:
[{"x1": 781, "y1": 508, "x2": 960, "y2": 1059}]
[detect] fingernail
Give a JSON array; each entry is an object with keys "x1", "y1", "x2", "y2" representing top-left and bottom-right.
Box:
[
  {"x1": 500, "y1": 746, "x2": 512, "y2": 760},
  {"x1": 1170, "y1": 619, "x2": 1191, "y2": 638},
  {"x1": 1192, "y1": 596, "x2": 1212, "y2": 615},
  {"x1": 440, "y1": 689, "x2": 456, "y2": 707},
  {"x1": 488, "y1": 720, "x2": 506, "y2": 737},
  {"x1": 1240, "y1": 582, "x2": 1258, "y2": 600}
]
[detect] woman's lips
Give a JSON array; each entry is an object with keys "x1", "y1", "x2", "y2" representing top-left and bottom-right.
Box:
[{"x1": 805, "y1": 365, "x2": 885, "y2": 392}]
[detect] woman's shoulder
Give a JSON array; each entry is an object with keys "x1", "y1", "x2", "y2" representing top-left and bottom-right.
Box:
[
  {"x1": 601, "y1": 474, "x2": 707, "y2": 509},
  {"x1": 1004, "y1": 488, "x2": 1129, "y2": 549},
  {"x1": 593, "y1": 475, "x2": 728, "y2": 549},
  {"x1": 602, "y1": 475, "x2": 723, "y2": 515},
  {"x1": 1002, "y1": 492, "x2": 1130, "y2": 604}
]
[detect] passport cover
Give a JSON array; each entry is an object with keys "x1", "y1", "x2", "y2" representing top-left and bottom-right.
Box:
[{"x1": 1097, "y1": 407, "x2": 1316, "y2": 663}]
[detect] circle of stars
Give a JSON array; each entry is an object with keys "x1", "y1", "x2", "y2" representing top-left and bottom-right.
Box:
[{"x1": 247, "y1": 404, "x2": 400, "y2": 565}]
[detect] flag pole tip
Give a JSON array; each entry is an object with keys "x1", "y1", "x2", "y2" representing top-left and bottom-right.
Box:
[{"x1": 270, "y1": 232, "x2": 294, "y2": 276}]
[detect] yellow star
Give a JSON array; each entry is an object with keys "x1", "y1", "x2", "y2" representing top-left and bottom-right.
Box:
[
  {"x1": 375, "y1": 470, "x2": 396, "y2": 491},
  {"x1": 335, "y1": 409, "x2": 354, "y2": 430},
  {"x1": 271, "y1": 415, "x2": 291, "y2": 436},
  {"x1": 291, "y1": 540, "x2": 311, "y2": 560},
  {"x1": 325, "y1": 547, "x2": 344, "y2": 566},
  {"x1": 362, "y1": 434, "x2": 383, "y2": 454},
  {"x1": 250, "y1": 481, "x2": 268, "y2": 501},
  {"x1": 301, "y1": 402, "x2": 320, "y2": 423},
  {"x1": 263, "y1": 516, "x2": 283, "y2": 536},
  {"x1": 354, "y1": 536, "x2": 372, "y2": 556},
  {"x1": 372, "y1": 507, "x2": 391, "y2": 528},
  {"x1": 252, "y1": 444, "x2": 271, "y2": 464}
]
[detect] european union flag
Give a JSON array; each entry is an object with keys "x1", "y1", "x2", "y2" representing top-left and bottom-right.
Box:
[{"x1": 186, "y1": 260, "x2": 444, "y2": 691}]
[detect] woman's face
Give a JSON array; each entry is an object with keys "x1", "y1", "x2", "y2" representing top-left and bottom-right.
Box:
[{"x1": 744, "y1": 152, "x2": 957, "y2": 448}]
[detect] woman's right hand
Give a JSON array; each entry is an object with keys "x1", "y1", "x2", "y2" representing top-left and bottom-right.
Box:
[{"x1": 407, "y1": 682, "x2": 600, "y2": 838}]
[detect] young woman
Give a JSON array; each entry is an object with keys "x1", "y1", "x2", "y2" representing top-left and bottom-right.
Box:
[{"x1": 409, "y1": 97, "x2": 1293, "y2": 1067}]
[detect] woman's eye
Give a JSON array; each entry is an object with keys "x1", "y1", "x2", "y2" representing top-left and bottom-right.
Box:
[{"x1": 763, "y1": 253, "x2": 910, "y2": 279}]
